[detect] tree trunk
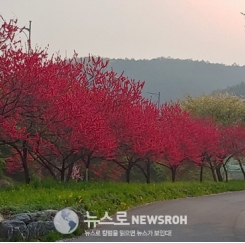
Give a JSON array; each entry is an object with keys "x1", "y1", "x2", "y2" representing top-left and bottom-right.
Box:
[
  {"x1": 22, "y1": 146, "x2": 31, "y2": 184},
  {"x1": 199, "y1": 165, "x2": 203, "y2": 183},
  {"x1": 223, "y1": 164, "x2": 228, "y2": 182},
  {"x1": 171, "y1": 166, "x2": 177, "y2": 182},
  {"x1": 60, "y1": 169, "x2": 65, "y2": 182},
  {"x1": 146, "y1": 161, "x2": 151, "y2": 184},
  {"x1": 211, "y1": 169, "x2": 217, "y2": 182},
  {"x1": 215, "y1": 166, "x2": 223, "y2": 182},
  {"x1": 85, "y1": 167, "x2": 89, "y2": 182},
  {"x1": 126, "y1": 168, "x2": 131, "y2": 183},
  {"x1": 209, "y1": 163, "x2": 217, "y2": 182},
  {"x1": 60, "y1": 159, "x2": 66, "y2": 182},
  {"x1": 66, "y1": 162, "x2": 74, "y2": 182},
  {"x1": 238, "y1": 159, "x2": 245, "y2": 179},
  {"x1": 83, "y1": 156, "x2": 91, "y2": 182}
]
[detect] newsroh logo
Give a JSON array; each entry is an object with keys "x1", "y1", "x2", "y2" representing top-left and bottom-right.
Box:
[
  {"x1": 54, "y1": 209, "x2": 79, "y2": 234},
  {"x1": 84, "y1": 211, "x2": 187, "y2": 228},
  {"x1": 131, "y1": 215, "x2": 187, "y2": 225}
]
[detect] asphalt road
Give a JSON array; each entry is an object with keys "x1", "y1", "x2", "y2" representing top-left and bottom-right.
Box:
[{"x1": 68, "y1": 191, "x2": 245, "y2": 242}]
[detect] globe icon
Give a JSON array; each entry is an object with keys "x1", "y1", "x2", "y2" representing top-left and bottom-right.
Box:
[{"x1": 54, "y1": 208, "x2": 79, "y2": 234}]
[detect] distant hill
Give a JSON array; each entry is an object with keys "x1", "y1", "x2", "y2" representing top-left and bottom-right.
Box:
[
  {"x1": 102, "y1": 57, "x2": 245, "y2": 103},
  {"x1": 212, "y1": 82, "x2": 245, "y2": 98}
]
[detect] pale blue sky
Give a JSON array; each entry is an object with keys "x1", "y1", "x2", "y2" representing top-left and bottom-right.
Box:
[{"x1": 1, "y1": 0, "x2": 245, "y2": 65}]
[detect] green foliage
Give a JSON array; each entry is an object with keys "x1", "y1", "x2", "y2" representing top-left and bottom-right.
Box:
[
  {"x1": 1, "y1": 180, "x2": 245, "y2": 218},
  {"x1": 180, "y1": 93, "x2": 245, "y2": 125},
  {"x1": 38, "y1": 231, "x2": 62, "y2": 242}
]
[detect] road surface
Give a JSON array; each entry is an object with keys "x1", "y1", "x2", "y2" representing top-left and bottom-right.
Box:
[{"x1": 68, "y1": 191, "x2": 245, "y2": 242}]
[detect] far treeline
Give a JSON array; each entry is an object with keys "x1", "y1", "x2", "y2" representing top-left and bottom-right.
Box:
[
  {"x1": 213, "y1": 81, "x2": 245, "y2": 97},
  {"x1": 104, "y1": 57, "x2": 245, "y2": 102},
  {"x1": 1, "y1": 17, "x2": 245, "y2": 185}
]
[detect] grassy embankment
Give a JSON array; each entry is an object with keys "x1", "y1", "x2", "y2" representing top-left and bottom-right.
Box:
[{"x1": 1, "y1": 179, "x2": 245, "y2": 241}]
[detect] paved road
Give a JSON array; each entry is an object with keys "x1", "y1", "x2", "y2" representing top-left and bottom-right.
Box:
[{"x1": 68, "y1": 191, "x2": 245, "y2": 242}]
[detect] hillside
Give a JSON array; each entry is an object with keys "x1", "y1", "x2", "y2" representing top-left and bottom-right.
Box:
[
  {"x1": 103, "y1": 57, "x2": 245, "y2": 102},
  {"x1": 213, "y1": 82, "x2": 245, "y2": 97}
]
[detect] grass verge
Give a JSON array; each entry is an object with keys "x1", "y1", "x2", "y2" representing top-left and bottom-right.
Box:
[{"x1": 1, "y1": 179, "x2": 245, "y2": 241}]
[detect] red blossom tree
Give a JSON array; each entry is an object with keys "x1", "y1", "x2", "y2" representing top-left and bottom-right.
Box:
[
  {"x1": 110, "y1": 99, "x2": 162, "y2": 183},
  {"x1": 0, "y1": 17, "x2": 117, "y2": 182},
  {"x1": 218, "y1": 124, "x2": 245, "y2": 181},
  {"x1": 157, "y1": 103, "x2": 202, "y2": 182},
  {"x1": 190, "y1": 118, "x2": 221, "y2": 182},
  {"x1": 4, "y1": 16, "x2": 245, "y2": 185}
]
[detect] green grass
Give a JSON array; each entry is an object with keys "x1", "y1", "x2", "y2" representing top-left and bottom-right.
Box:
[
  {"x1": 1, "y1": 180, "x2": 245, "y2": 216},
  {"x1": 1, "y1": 179, "x2": 245, "y2": 241}
]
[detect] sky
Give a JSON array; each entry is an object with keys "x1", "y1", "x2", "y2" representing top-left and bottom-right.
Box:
[{"x1": 2, "y1": 0, "x2": 245, "y2": 65}]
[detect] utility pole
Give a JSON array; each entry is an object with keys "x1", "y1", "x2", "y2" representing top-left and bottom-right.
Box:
[
  {"x1": 157, "y1": 91, "x2": 160, "y2": 110},
  {"x1": 147, "y1": 91, "x2": 161, "y2": 110},
  {"x1": 24, "y1": 21, "x2": 32, "y2": 53}
]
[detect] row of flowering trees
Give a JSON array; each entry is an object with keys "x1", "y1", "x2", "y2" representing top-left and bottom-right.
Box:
[{"x1": 1, "y1": 17, "x2": 245, "y2": 183}]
